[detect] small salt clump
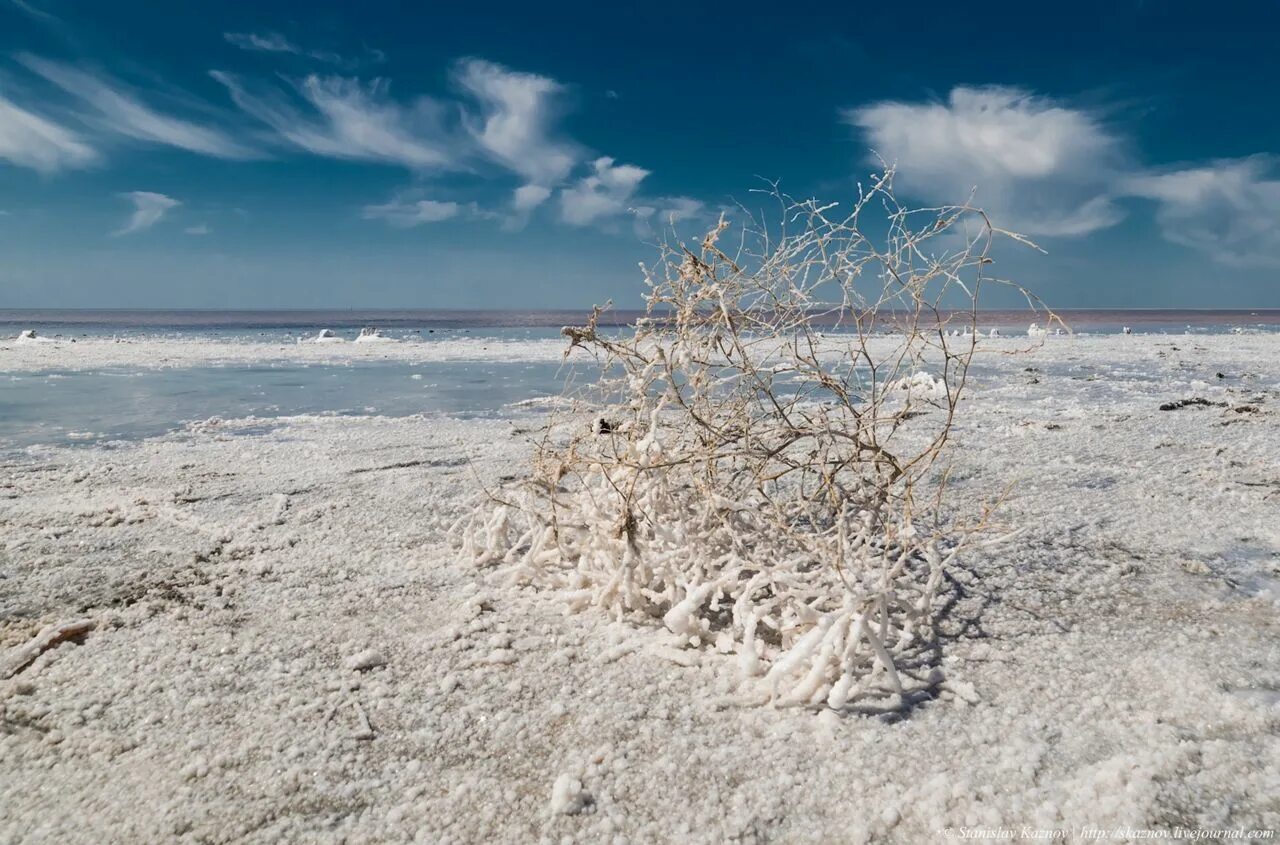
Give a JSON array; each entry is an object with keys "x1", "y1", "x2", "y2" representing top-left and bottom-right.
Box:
[
  {"x1": 549, "y1": 773, "x2": 590, "y2": 815},
  {"x1": 354, "y1": 327, "x2": 397, "y2": 343},
  {"x1": 345, "y1": 649, "x2": 386, "y2": 671}
]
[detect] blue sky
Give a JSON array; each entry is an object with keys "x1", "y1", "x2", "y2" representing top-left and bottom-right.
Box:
[{"x1": 1, "y1": 0, "x2": 1278, "y2": 309}]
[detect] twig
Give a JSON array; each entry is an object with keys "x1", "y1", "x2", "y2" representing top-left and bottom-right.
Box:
[{"x1": 2, "y1": 619, "x2": 95, "y2": 679}]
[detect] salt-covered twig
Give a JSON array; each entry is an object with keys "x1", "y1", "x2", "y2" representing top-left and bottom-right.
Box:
[
  {"x1": 351, "y1": 700, "x2": 375, "y2": 741},
  {"x1": 2, "y1": 618, "x2": 95, "y2": 679}
]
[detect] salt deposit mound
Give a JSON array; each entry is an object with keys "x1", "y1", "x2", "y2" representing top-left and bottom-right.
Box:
[
  {"x1": 354, "y1": 327, "x2": 397, "y2": 344},
  {"x1": 14, "y1": 329, "x2": 55, "y2": 345}
]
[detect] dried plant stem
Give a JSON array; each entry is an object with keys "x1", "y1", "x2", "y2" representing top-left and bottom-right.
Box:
[{"x1": 455, "y1": 167, "x2": 1047, "y2": 711}]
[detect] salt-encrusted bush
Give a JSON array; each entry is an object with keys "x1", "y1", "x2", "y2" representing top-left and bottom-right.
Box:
[{"x1": 456, "y1": 168, "x2": 1044, "y2": 711}]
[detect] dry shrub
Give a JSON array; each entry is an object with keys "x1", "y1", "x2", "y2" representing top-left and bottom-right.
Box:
[{"x1": 455, "y1": 167, "x2": 1046, "y2": 711}]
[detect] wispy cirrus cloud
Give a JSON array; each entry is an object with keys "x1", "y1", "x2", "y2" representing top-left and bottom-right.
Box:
[
  {"x1": 223, "y1": 32, "x2": 345, "y2": 65},
  {"x1": 184, "y1": 223, "x2": 211, "y2": 235},
  {"x1": 1124, "y1": 156, "x2": 1280, "y2": 268},
  {"x1": 453, "y1": 58, "x2": 581, "y2": 210},
  {"x1": 114, "y1": 191, "x2": 180, "y2": 236},
  {"x1": 845, "y1": 86, "x2": 1127, "y2": 237},
  {"x1": 19, "y1": 55, "x2": 257, "y2": 159},
  {"x1": 212, "y1": 71, "x2": 459, "y2": 170},
  {"x1": 225, "y1": 32, "x2": 301, "y2": 55},
  {"x1": 0, "y1": 94, "x2": 98, "y2": 172},
  {"x1": 7, "y1": 0, "x2": 58, "y2": 24}
]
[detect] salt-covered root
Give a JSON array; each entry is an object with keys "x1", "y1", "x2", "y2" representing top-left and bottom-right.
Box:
[
  {"x1": 1, "y1": 618, "x2": 95, "y2": 679},
  {"x1": 458, "y1": 468, "x2": 951, "y2": 708},
  {"x1": 662, "y1": 582, "x2": 722, "y2": 641}
]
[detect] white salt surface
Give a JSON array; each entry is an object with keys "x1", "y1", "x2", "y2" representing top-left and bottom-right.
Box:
[{"x1": 1, "y1": 335, "x2": 1278, "y2": 843}]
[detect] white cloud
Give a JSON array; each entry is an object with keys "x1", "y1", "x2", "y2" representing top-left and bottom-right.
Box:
[
  {"x1": 454, "y1": 58, "x2": 580, "y2": 188},
  {"x1": 512, "y1": 183, "x2": 553, "y2": 212},
  {"x1": 213, "y1": 71, "x2": 458, "y2": 170},
  {"x1": 498, "y1": 184, "x2": 555, "y2": 230},
  {"x1": 19, "y1": 55, "x2": 256, "y2": 159},
  {"x1": 184, "y1": 224, "x2": 211, "y2": 235},
  {"x1": 629, "y1": 196, "x2": 711, "y2": 238},
  {"x1": 362, "y1": 198, "x2": 462, "y2": 227},
  {"x1": 845, "y1": 86, "x2": 1126, "y2": 237},
  {"x1": 0, "y1": 94, "x2": 98, "y2": 172},
  {"x1": 211, "y1": 58, "x2": 679, "y2": 232},
  {"x1": 114, "y1": 191, "x2": 180, "y2": 236},
  {"x1": 1124, "y1": 156, "x2": 1280, "y2": 268},
  {"x1": 223, "y1": 32, "x2": 345, "y2": 65},
  {"x1": 631, "y1": 196, "x2": 706, "y2": 225},
  {"x1": 559, "y1": 156, "x2": 649, "y2": 226}
]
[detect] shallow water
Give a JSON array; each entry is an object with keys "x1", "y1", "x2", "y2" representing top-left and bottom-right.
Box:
[
  {"x1": 0, "y1": 360, "x2": 575, "y2": 451},
  {"x1": 4, "y1": 310, "x2": 1278, "y2": 453}
]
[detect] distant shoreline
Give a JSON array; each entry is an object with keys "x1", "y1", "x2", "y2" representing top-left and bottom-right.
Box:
[{"x1": 3, "y1": 307, "x2": 1280, "y2": 330}]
